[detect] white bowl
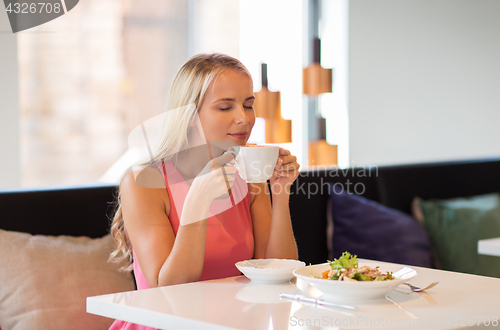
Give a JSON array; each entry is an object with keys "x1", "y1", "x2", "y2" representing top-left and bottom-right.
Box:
[
  {"x1": 293, "y1": 261, "x2": 417, "y2": 301},
  {"x1": 235, "y1": 259, "x2": 306, "y2": 284}
]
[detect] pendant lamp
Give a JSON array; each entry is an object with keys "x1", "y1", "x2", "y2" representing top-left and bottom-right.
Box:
[{"x1": 254, "y1": 63, "x2": 292, "y2": 143}]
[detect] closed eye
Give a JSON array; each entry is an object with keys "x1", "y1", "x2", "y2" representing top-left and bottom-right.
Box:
[{"x1": 219, "y1": 106, "x2": 253, "y2": 111}]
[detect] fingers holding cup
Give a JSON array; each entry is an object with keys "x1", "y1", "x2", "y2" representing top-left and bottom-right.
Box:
[{"x1": 272, "y1": 148, "x2": 300, "y2": 182}]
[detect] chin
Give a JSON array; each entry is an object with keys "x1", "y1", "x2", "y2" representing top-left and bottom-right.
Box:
[{"x1": 225, "y1": 136, "x2": 248, "y2": 145}]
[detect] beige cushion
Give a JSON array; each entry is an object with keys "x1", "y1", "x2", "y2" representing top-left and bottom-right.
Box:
[{"x1": 0, "y1": 230, "x2": 135, "y2": 330}]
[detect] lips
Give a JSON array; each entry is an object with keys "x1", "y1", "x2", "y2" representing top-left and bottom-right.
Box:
[{"x1": 228, "y1": 132, "x2": 248, "y2": 140}]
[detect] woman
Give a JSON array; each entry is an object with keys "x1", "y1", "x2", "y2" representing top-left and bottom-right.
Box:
[{"x1": 108, "y1": 53, "x2": 299, "y2": 329}]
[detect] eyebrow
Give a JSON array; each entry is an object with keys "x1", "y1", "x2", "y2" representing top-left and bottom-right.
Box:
[{"x1": 212, "y1": 96, "x2": 255, "y2": 104}]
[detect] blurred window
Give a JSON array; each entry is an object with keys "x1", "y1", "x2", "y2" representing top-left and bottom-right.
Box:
[{"x1": 18, "y1": 0, "x2": 238, "y2": 187}]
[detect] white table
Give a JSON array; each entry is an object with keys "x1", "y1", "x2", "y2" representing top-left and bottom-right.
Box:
[
  {"x1": 87, "y1": 260, "x2": 500, "y2": 329},
  {"x1": 478, "y1": 237, "x2": 500, "y2": 257}
]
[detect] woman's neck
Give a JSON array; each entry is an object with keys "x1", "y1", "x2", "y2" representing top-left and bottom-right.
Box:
[{"x1": 172, "y1": 145, "x2": 211, "y2": 184}]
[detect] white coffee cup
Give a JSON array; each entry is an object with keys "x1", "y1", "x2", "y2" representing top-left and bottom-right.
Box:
[{"x1": 227, "y1": 145, "x2": 279, "y2": 183}]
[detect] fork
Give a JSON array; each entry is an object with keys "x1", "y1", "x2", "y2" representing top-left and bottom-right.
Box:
[
  {"x1": 402, "y1": 282, "x2": 439, "y2": 292},
  {"x1": 417, "y1": 290, "x2": 439, "y2": 305}
]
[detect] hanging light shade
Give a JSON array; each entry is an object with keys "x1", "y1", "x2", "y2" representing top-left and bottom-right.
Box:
[
  {"x1": 308, "y1": 140, "x2": 338, "y2": 167},
  {"x1": 254, "y1": 63, "x2": 292, "y2": 143},
  {"x1": 303, "y1": 38, "x2": 337, "y2": 167},
  {"x1": 303, "y1": 38, "x2": 333, "y2": 96}
]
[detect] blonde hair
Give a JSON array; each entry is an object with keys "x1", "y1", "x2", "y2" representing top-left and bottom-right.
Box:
[{"x1": 109, "y1": 53, "x2": 251, "y2": 272}]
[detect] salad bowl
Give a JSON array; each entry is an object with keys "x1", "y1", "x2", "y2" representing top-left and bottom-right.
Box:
[{"x1": 293, "y1": 261, "x2": 417, "y2": 301}]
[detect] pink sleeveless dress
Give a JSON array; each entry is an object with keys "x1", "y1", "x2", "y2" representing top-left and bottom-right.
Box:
[{"x1": 109, "y1": 162, "x2": 254, "y2": 330}]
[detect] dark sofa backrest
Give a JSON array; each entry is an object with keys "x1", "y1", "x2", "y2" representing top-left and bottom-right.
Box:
[
  {"x1": 289, "y1": 158, "x2": 500, "y2": 264},
  {"x1": 0, "y1": 184, "x2": 118, "y2": 238},
  {"x1": 289, "y1": 168, "x2": 378, "y2": 264},
  {"x1": 2, "y1": 158, "x2": 500, "y2": 265},
  {"x1": 376, "y1": 158, "x2": 500, "y2": 214}
]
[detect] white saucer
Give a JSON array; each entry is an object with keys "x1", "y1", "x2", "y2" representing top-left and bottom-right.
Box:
[{"x1": 235, "y1": 259, "x2": 306, "y2": 284}]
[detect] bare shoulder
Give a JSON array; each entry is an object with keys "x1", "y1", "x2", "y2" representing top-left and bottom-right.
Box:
[
  {"x1": 120, "y1": 165, "x2": 170, "y2": 217},
  {"x1": 120, "y1": 166, "x2": 175, "y2": 288}
]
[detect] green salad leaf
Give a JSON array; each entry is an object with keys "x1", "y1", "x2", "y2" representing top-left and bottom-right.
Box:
[
  {"x1": 328, "y1": 251, "x2": 358, "y2": 270},
  {"x1": 352, "y1": 273, "x2": 374, "y2": 281}
]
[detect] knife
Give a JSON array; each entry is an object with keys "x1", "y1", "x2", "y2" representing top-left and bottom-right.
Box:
[{"x1": 279, "y1": 293, "x2": 357, "y2": 311}]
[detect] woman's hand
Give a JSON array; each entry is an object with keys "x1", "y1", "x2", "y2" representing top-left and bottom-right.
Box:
[
  {"x1": 191, "y1": 153, "x2": 236, "y2": 199},
  {"x1": 269, "y1": 148, "x2": 300, "y2": 198},
  {"x1": 182, "y1": 152, "x2": 236, "y2": 225}
]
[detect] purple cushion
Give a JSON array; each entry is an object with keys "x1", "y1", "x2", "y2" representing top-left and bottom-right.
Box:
[{"x1": 330, "y1": 189, "x2": 433, "y2": 267}]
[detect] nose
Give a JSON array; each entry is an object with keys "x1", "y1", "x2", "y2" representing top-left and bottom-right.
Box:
[{"x1": 234, "y1": 105, "x2": 251, "y2": 125}]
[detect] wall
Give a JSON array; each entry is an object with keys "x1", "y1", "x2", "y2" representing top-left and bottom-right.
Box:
[
  {"x1": 348, "y1": 0, "x2": 500, "y2": 166},
  {"x1": 18, "y1": 1, "x2": 129, "y2": 187},
  {"x1": 0, "y1": 8, "x2": 20, "y2": 188},
  {"x1": 189, "y1": 0, "x2": 239, "y2": 57}
]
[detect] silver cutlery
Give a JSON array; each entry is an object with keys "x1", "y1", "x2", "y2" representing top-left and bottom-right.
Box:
[
  {"x1": 417, "y1": 290, "x2": 439, "y2": 305},
  {"x1": 279, "y1": 293, "x2": 356, "y2": 311},
  {"x1": 402, "y1": 282, "x2": 439, "y2": 292}
]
